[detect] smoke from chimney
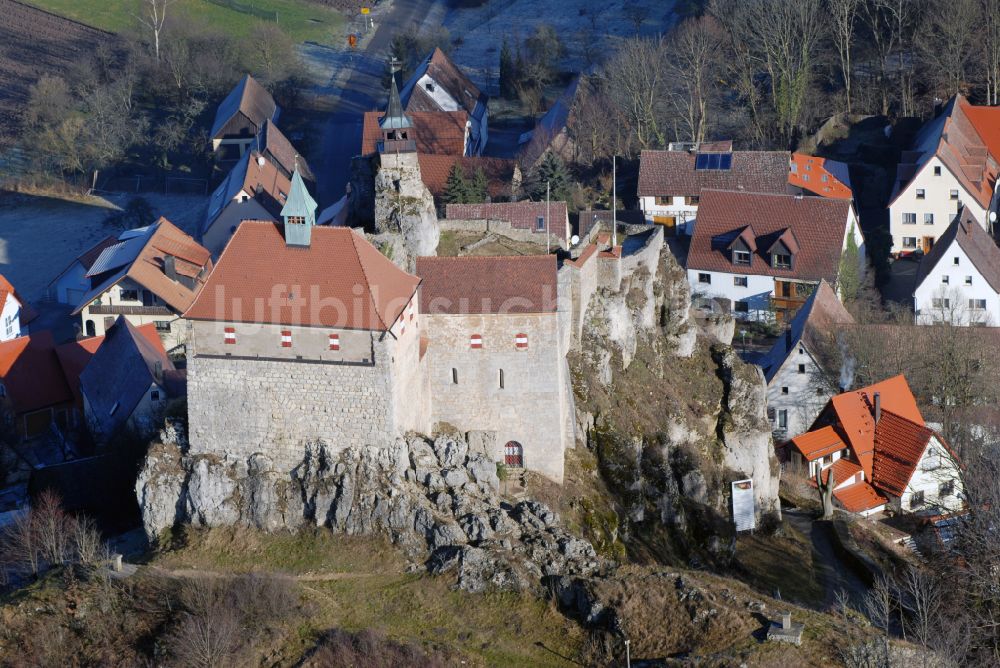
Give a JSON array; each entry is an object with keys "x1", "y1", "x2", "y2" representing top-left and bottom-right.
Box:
[{"x1": 837, "y1": 334, "x2": 855, "y2": 392}]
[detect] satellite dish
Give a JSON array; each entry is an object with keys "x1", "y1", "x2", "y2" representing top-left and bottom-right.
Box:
[{"x1": 571, "y1": 235, "x2": 580, "y2": 246}]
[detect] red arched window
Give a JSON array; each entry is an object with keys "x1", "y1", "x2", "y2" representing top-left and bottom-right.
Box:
[
  {"x1": 281, "y1": 330, "x2": 292, "y2": 348},
  {"x1": 470, "y1": 334, "x2": 483, "y2": 349},
  {"x1": 224, "y1": 327, "x2": 236, "y2": 344},
  {"x1": 329, "y1": 333, "x2": 340, "y2": 351}
]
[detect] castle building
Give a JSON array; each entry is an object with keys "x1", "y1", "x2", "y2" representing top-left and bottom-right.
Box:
[
  {"x1": 184, "y1": 168, "x2": 428, "y2": 472},
  {"x1": 415, "y1": 255, "x2": 573, "y2": 482}
]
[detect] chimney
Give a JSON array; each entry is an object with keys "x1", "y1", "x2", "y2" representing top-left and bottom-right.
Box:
[
  {"x1": 874, "y1": 392, "x2": 882, "y2": 424},
  {"x1": 163, "y1": 254, "x2": 177, "y2": 281},
  {"x1": 782, "y1": 612, "x2": 792, "y2": 630}
]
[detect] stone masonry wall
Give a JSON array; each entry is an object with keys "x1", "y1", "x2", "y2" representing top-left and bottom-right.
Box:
[
  {"x1": 423, "y1": 311, "x2": 570, "y2": 482},
  {"x1": 187, "y1": 340, "x2": 398, "y2": 474},
  {"x1": 440, "y1": 219, "x2": 569, "y2": 250}
]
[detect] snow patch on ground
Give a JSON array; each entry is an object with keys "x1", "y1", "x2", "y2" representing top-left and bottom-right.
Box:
[{"x1": 0, "y1": 193, "x2": 207, "y2": 300}]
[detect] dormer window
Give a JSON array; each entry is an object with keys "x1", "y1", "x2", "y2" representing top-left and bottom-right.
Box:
[
  {"x1": 732, "y1": 249, "x2": 751, "y2": 265},
  {"x1": 772, "y1": 253, "x2": 792, "y2": 269}
]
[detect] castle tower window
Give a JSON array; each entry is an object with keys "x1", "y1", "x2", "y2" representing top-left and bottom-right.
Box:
[
  {"x1": 224, "y1": 326, "x2": 236, "y2": 344},
  {"x1": 515, "y1": 333, "x2": 529, "y2": 350},
  {"x1": 470, "y1": 334, "x2": 483, "y2": 349},
  {"x1": 499, "y1": 368, "x2": 505, "y2": 389},
  {"x1": 451, "y1": 368, "x2": 458, "y2": 384},
  {"x1": 281, "y1": 330, "x2": 292, "y2": 348},
  {"x1": 329, "y1": 333, "x2": 340, "y2": 351},
  {"x1": 408, "y1": 300, "x2": 415, "y2": 321}
]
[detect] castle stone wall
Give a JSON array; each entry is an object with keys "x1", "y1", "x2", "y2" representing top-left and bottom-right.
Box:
[{"x1": 422, "y1": 311, "x2": 569, "y2": 482}]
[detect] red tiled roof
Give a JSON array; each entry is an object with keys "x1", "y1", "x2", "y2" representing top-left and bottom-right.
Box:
[
  {"x1": 402, "y1": 47, "x2": 484, "y2": 118},
  {"x1": 416, "y1": 155, "x2": 517, "y2": 200},
  {"x1": 834, "y1": 481, "x2": 887, "y2": 513},
  {"x1": 0, "y1": 331, "x2": 72, "y2": 414},
  {"x1": 415, "y1": 255, "x2": 558, "y2": 315},
  {"x1": 871, "y1": 410, "x2": 935, "y2": 498},
  {"x1": 790, "y1": 425, "x2": 846, "y2": 461},
  {"x1": 72, "y1": 218, "x2": 213, "y2": 316},
  {"x1": 820, "y1": 458, "x2": 862, "y2": 486},
  {"x1": 637, "y1": 149, "x2": 789, "y2": 197},
  {"x1": 829, "y1": 375, "x2": 923, "y2": 478},
  {"x1": 185, "y1": 222, "x2": 420, "y2": 331},
  {"x1": 685, "y1": 189, "x2": 854, "y2": 282},
  {"x1": 788, "y1": 153, "x2": 853, "y2": 199},
  {"x1": 445, "y1": 201, "x2": 570, "y2": 242},
  {"x1": 361, "y1": 110, "x2": 468, "y2": 156},
  {"x1": 963, "y1": 101, "x2": 1000, "y2": 159},
  {"x1": 892, "y1": 96, "x2": 998, "y2": 210}
]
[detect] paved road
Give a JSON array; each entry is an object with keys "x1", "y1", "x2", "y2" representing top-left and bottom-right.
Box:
[
  {"x1": 309, "y1": 0, "x2": 442, "y2": 207},
  {"x1": 784, "y1": 508, "x2": 871, "y2": 610}
]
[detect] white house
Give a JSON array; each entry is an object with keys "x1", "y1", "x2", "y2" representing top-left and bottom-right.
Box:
[
  {"x1": 637, "y1": 142, "x2": 789, "y2": 235},
  {"x1": 209, "y1": 74, "x2": 279, "y2": 159},
  {"x1": 914, "y1": 207, "x2": 1000, "y2": 326},
  {"x1": 62, "y1": 219, "x2": 213, "y2": 351},
  {"x1": 760, "y1": 280, "x2": 855, "y2": 442},
  {"x1": 888, "y1": 94, "x2": 998, "y2": 256},
  {"x1": 685, "y1": 189, "x2": 864, "y2": 323},
  {"x1": 202, "y1": 150, "x2": 290, "y2": 257},
  {"x1": 0, "y1": 275, "x2": 34, "y2": 342},
  {"x1": 399, "y1": 47, "x2": 488, "y2": 156},
  {"x1": 788, "y1": 375, "x2": 964, "y2": 517}
]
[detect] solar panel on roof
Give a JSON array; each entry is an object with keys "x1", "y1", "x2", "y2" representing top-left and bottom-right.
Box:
[
  {"x1": 708, "y1": 153, "x2": 721, "y2": 169},
  {"x1": 719, "y1": 154, "x2": 732, "y2": 170},
  {"x1": 84, "y1": 235, "x2": 146, "y2": 277},
  {"x1": 695, "y1": 154, "x2": 709, "y2": 170}
]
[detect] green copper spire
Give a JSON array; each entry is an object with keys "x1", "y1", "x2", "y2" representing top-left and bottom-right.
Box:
[{"x1": 282, "y1": 164, "x2": 317, "y2": 246}]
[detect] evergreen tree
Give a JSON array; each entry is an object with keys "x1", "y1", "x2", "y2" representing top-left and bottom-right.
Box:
[
  {"x1": 469, "y1": 167, "x2": 489, "y2": 202},
  {"x1": 525, "y1": 152, "x2": 572, "y2": 202},
  {"x1": 443, "y1": 163, "x2": 470, "y2": 204},
  {"x1": 499, "y1": 38, "x2": 516, "y2": 99},
  {"x1": 837, "y1": 222, "x2": 862, "y2": 303}
]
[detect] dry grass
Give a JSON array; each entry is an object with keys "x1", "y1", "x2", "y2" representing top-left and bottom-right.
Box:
[
  {"x1": 436, "y1": 230, "x2": 551, "y2": 257},
  {"x1": 733, "y1": 520, "x2": 826, "y2": 608}
]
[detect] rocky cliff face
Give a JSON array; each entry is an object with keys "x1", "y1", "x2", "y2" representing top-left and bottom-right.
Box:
[
  {"x1": 569, "y1": 244, "x2": 780, "y2": 563},
  {"x1": 137, "y1": 425, "x2": 603, "y2": 593}
]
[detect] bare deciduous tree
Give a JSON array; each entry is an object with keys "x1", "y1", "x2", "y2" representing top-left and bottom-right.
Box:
[
  {"x1": 602, "y1": 37, "x2": 669, "y2": 154},
  {"x1": 662, "y1": 16, "x2": 725, "y2": 144},
  {"x1": 830, "y1": 0, "x2": 861, "y2": 114},
  {"x1": 134, "y1": 0, "x2": 175, "y2": 63}
]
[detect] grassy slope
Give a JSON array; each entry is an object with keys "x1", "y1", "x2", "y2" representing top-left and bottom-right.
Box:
[
  {"x1": 22, "y1": 0, "x2": 345, "y2": 43},
  {"x1": 152, "y1": 528, "x2": 586, "y2": 667}
]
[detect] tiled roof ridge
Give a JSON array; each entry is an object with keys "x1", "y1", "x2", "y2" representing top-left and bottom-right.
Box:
[{"x1": 348, "y1": 230, "x2": 390, "y2": 332}]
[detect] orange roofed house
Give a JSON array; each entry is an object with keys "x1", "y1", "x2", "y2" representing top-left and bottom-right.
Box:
[
  {"x1": 788, "y1": 376, "x2": 964, "y2": 517},
  {"x1": 888, "y1": 94, "x2": 1000, "y2": 256}
]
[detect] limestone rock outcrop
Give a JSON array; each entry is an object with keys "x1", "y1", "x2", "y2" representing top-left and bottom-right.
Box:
[
  {"x1": 137, "y1": 429, "x2": 603, "y2": 593},
  {"x1": 371, "y1": 157, "x2": 439, "y2": 270}
]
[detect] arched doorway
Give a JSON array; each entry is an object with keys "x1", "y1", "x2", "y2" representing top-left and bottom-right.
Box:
[
  {"x1": 504, "y1": 441, "x2": 523, "y2": 468},
  {"x1": 85, "y1": 320, "x2": 96, "y2": 337}
]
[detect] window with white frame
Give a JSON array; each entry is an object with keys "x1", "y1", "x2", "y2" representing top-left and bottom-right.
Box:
[
  {"x1": 923, "y1": 213, "x2": 934, "y2": 225},
  {"x1": 916, "y1": 189, "x2": 926, "y2": 199},
  {"x1": 732, "y1": 250, "x2": 751, "y2": 265},
  {"x1": 932, "y1": 298, "x2": 951, "y2": 308},
  {"x1": 734, "y1": 276, "x2": 748, "y2": 287},
  {"x1": 942, "y1": 275, "x2": 950, "y2": 284},
  {"x1": 934, "y1": 166, "x2": 942, "y2": 176},
  {"x1": 950, "y1": 189, "x2": 959, "y2": 200},
  {"x1": 965, "y1": 276, "x2": 973, "y2": 285},
  {"x1": 903, "y1": 237, "x2": 917, "y2": 248},
  {"x1": 698, "y1": 273, "x2": 711, "y2": 284},
  {"x1": 970, "y1": 299, "x2": 987, "y2": 310},
  {"x1": 902, "y1": 213, "x2": 917, "y2": 224},
  {"x1": 954, "y1": 256, "x2": 960, "y2": 265}
]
